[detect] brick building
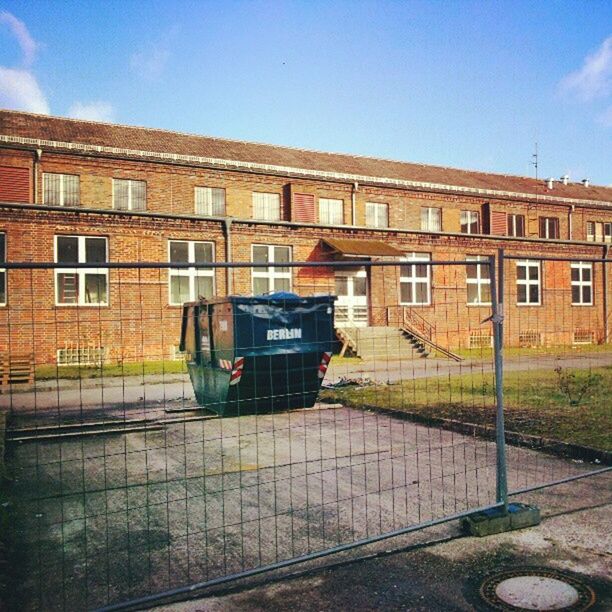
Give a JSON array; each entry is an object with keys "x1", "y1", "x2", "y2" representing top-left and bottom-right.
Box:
[{"x1": 0, "y1": 109, "x2": 611, "y2": 367}]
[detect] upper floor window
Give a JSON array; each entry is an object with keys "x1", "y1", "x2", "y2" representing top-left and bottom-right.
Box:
[
  {"x1": 0, "y1": 233, "x2": 5, "y2": 306},
  {"x1": 539, "y1": 216, "x2": 559, "y2": 239},
  {"x1": 195, "y1": 187, "x2": 225, "y2": 216},
  {"x1": 516, "y1": 260, "x2": 541, "y2": 306},
  {"x1": 43, "y1": 173, "x2": 80, "y2": 206},
  {"x1": 55, "y1": 235, "x2": 108, "y2": 306},
  {"x1": 421, "y1": 207, "x2": 441, "y2": 232},
  {"x1": 365, "y1": 202, "x2": 389, "y2": 228},
  {"x1": 571, "y1": 262, "x2": 593, "y2": 306},
  {"x1": 113, "y1": 179, "x2": 146, "y2": 211},
  {"x1": 252, "y1": 245, "x2": 292, "y2": 294},
  {"x1": 507, "y1": 213, "x2": 525, "y2": 237},
  {"x1": 168, "y1": 240, "x2": 215, "y2": 305},
  {"x1": 319, "y1": 198, "x2": 344, "y2": 225},
  {"x1": 461, "y1": 210, "x2": 480, "y2": 234},
  {"x1": 586, "y1": 221, "x2": 612, "y2": 243},
  {"x1": 400, "y1": 253, "x2": 431, "y2": 306},
  {"x1": 466, "y1": 255, "x2": 491, "y2": 305},
  {"x1": 253, "y1": 192, "x2": 281, "y2": 221}
]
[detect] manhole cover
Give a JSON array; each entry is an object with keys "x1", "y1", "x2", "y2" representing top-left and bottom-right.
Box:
[{"x1": 480, "y1": 567, "x2": 596, "y2": 611}]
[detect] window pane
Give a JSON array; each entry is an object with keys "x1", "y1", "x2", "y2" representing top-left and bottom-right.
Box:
[
  {"x1": 517, "y1": 264, "x2": 526, "y2": 280},
  {"x1": 194, "y1": 242, "x2": 213, "y2": 264},
  {"x1": 528, "y1": 265, "x2": 539, "y2": 281},
  {"x1": 84, "y1": 274, "x2": 107, "y2": 304},
  {"x1": 170, "y1": 275, "x2": 191, "y2": 304},
  {"x1": 335, "y1": 277, "x2": 348, "y2": 296},
  {"x1": 481, "y1": 284, "x2": 491, "y2": 303},
  {"x1": 415, "y1": 282, "x2": 429, "y2": 304},
  {"x1": 400, "y1": 283, "x2": 413, "y2": 303},
  {"x1": 0, "y1": 271, "x2": 5, "y2": 304},
  {"x1": 582, "y1": 266, "x2": 591, "y2": 281},
  {"x1": 113, "y1": 179, "x2": 130, "y2": 210},
  {"x1": 44, "y1": 173, "x2": 61, "y2": 205},
  {"x1": 572, "y1": 286, "x2": 581, "y2": 304},
  {"x1": 0, "y1": 233, "x2": 5, "y2": 264},
  {"x1": 64, "y1": 175, "x2": 80, "y2": 206},
  {"x1": 252, "y1": 246, "x2": 269, "y2": 263},
  {"x1": 467, "y1": 284, "x2": 479, "y2": 303},
  {"x1": 195, "y1": 276, "x2": 214, "y2": 299},
  {"x1": 274, "y1": 246, "x2": 290, "y2": 273},
  {"x1": 211, "y1": 188, "x2": 225, "y2": 215},
  {"x1": 253, "y1": 277, "x2": 269, "y2": 294},
  {"x1": 529, "y1": 285, "x2": 539, "y2": 303},
  {"x1": 131, "y1": 180, "x2": 146, "y2": 211},
  {"x1": 57, "y1": 237, "x2": 79, "y2": 263},
  {"x1": 517, "y1": 284, "x2": 526, "y2": 303},
  {"x1": 583, "y1": 286, "x2": 592, "y2": 304},
  {"x1": 274, "y1": 278, "x2": 291, "y2": 292},
  {"x1": 170, "y1": 241, "x2": 189, "y2": 263},
  {"x1": 466, "y1": 263, "x2": 478, "y2": 279},
  {"x1": 85, "y1": 238, "x2": 106, "y2": 263},
  {"x1": 571, "y1": 267, "x2": 580, "y2": 282},
  {"x1": 353, "y1": 277, "x2": 367, "y2": 296},
  {"x1": 57, "y1": 273, "x2": 79, "y2": 303}
]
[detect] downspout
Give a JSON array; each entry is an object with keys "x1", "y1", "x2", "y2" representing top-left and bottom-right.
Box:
[
  {"x1": 33, "y1": 148, "x2": 42, "y2": 203},
  {"x1": 568, "y1": 205, "x2": 574, "y2": 240},
  {"x1": 604, "y1": 244, "x2": 609, "y2": 344},
  {"x1": 223, "y1": 218, "x2": 233, "y2": 295},
  {"x1": 351, "y1": 181, "x2": 358, "y2": 225}
]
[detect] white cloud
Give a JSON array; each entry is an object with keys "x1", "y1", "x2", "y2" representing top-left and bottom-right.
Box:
[
  {"x1": 0, "y1": 10, "x2": 38, "y2": 66},
  {"x1": 68, "y1": 101, "x2": 115, "y2": 122},
  {"x1": 559, "y1": 36, "x2": 612, "y2": 101},
  {"x1": 0, "y1": 67, "x2": 49, "y2": 113}
]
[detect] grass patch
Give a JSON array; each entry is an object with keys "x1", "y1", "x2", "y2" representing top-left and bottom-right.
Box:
[
  {"x1": 321, "y1": 366, "x2": 612, "y2": 451},
  {"x1": 454, "y1": 344, "x2": 612, "y2": 360},
  {"x1": 35, "y1": 360, "x2": 188, "y2": 381}
]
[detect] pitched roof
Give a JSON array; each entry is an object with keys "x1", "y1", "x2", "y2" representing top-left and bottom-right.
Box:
[{"x1": 1, "y1": 109, "x2": 610, "y2": 205}]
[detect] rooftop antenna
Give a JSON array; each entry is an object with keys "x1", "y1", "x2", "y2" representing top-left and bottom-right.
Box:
[{"x1": 531, "y1": 142, "x2": 539, "y2": 181}]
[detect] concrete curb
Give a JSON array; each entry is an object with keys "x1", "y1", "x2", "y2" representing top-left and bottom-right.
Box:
[{"x1": 328, "y1": 400, "x2": 611, "y2": 465}]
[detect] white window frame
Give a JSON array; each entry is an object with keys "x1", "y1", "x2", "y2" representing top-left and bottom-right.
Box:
[
  {"x1": 507, "y1": 213, "x2": 525, "y2": 237},
  {"x1": 539, "y1": 216, "x2": 559, "y2": 239},
  {"x1": 112, "y1": 178, "x2": 147, "y2": 211},
  {"x1": 195, "y1": 186, "x2": 225, "y2": 216},
  {"x1": 399, "y1": 253, "x2": 431, "y2": 306},
  {"x1": 571, "y1": 262, "x2": 593, "y2": 306},
  {"x1": 586, "y1": 221, "x2": 596, "y2": 242},
  {"x1": 168, "y1": 240, "x2": 215, "y2": 306},
  {"x1": 421, "y1": 207, "x2": 441, "y2": 232},
  {"x1": 461, "y1": 210, "x2": 480, "y2": 234},
  {"x1": 252, "y1": 192, "x2": 281, "y2": 221},
  {"x1": 466, "y1": 255, "x2": 492, "y2": 305},
  {"x1": 43, "y1": 172, "x2": 80, "y2": 206},
  {"x1": 251, "y1": 245, "x2": 292, "y2": 294},
  {"x1": 365, "y1": 202, "x2": 389, "y2": 228},
  {"x1": 54, "y1": 235, "x2": 109, "y2": 307},
  {"x1": 319, "y1": 198, "x2": 344, "y2": 225},
  {"x1": 0, "y1": 232, "x2": 5, "y2": 307},
  {"x1": 605, "y1": 222, "x2": 612, "y2": 243},
  {"x1": 516, "y1": 260, "x2": 541, "y2": 306}
]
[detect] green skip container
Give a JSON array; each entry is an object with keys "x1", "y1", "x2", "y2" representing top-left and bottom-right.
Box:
[{"x1": 180, "y1": 292, "x2": 336, "y2": 416}]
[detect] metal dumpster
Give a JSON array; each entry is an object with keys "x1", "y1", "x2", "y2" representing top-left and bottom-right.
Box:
[{"x1": 180, "y1": 292, "x2": 336, "y2": 416}]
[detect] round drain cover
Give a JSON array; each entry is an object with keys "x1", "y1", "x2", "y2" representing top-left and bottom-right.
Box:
[{"x1": 480, "y1": 568, "x2": 596, "y2": 611}]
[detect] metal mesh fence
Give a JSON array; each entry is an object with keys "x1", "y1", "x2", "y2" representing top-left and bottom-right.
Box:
[{"x1": 0, "y1": 256, "x2": 609, "y2": 610}]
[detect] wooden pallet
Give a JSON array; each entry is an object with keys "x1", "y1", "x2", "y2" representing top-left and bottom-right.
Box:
[{"x1": 0, "y1": 354, "x2": 34, "y2": 386}]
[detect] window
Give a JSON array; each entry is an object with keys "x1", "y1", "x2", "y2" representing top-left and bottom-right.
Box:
[
  {"x1": 365, "y1": 202, "x2": 389, "y2": 228},
  {"x1": 195, "y1": 187, "x2": 225, "y2": 216},
  {"x1": 252, "y1": 245, "x2": 292, "y2": 294},
  {"x1": 421, "y1": 207, "x2": 442, "y2": 232},
  {"x1": 539, "y1": 216, "x2": 559, "y2": 239},
  {"x1": 400, "y1": 253, "x2": 431, "y2": 305},
  {"x1": 571, "y1": 262, "x2": 593, "y2": 306},
  {"x1": 587, "y1": 221, "x2": 612, "y2": 243},
  {"x1": 516, "y1": 260, "x2": 541, "y2": 305},
  {"x1": 466, "y1": 256, "x2": 491, "y2": 305},
  {"x1": 253, "y1": 192, "x2": 281, "y2": 221},
  {"x1": 113, "y1": 179, "x2": 146, "y2": 211},
  {"x1": 168, "y1": 240, "x2": 215, "y2": 305},
  {"x1": 319, "y1": 198, "x2": 344, "y2": 225},
  {"x1": 43, "y1": 173, "x2": 80, "y2": 206},
  {"x1": 507, "y1": 214, "x2": 525, "y2": 237},
  {"x1": 0, "y1": 233, "x2": 5, "y2": 306},
  {"x1": 55, "y1": 236, "x2": 108, "y2": 306},
  {"x1": 461, "y1": 210, "x2": 480, "y2": 234}
]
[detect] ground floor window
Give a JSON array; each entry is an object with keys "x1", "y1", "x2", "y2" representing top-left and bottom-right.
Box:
[
  {"x1": 252, "y1": 245, "x2": 292, "y2": 294},
  {"x1": 466, "y1": 255, "x2": 491, "y2": 305},
  {"x1": 400, "y1": 253, "x2": 431, "y2": 305},
  {"x1": 168, "y1": 240, "x2": 215, "y2": 305},
  {"x1": 55, "y1": 235, "x2": 108, "y2": 306},
  {"x1": 516, "y1": 260, "x2": 541, "y2": 305},
  {"x1": 571, "y1": 262, "x2": 593, "y2": 306}
]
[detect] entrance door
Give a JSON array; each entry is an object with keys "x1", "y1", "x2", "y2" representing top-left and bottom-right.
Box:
[{"x1": 334, "y1": 268, "x2": 368, "y2": 327}]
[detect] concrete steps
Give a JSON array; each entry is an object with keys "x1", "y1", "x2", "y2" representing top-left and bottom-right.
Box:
[{"x1": 338, "y1": 327, "x2": 430, "y2": 360}]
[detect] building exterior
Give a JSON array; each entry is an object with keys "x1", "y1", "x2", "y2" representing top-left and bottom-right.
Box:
[{"x1": 0, "y1": 109, "x2": 611, "y2": 367}]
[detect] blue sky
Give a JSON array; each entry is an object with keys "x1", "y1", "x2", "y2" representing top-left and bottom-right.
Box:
[{"x1": 1, "y1": 1, "x2": 611, "y2": 184}]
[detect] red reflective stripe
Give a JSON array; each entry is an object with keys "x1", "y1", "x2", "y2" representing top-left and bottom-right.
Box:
[
  {"x1": 318, "y1": 352, "x2": 332, "y2": 378},
  {"x1": 229, "y1": 357, "x2": 244, "y2": 385}
]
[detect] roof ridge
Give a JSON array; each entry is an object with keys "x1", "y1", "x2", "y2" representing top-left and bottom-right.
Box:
[{"x1": 2, "y1": 108, "x2": 605, "y2": 190}]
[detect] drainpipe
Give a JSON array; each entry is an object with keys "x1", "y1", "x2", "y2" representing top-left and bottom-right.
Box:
[
  {"x1": 33, "y1": 148, "x2": 42, "y2": 203},
  {"x1": 604, "y1": 245, "x2": 609, "y2": 344},
  {"x1": 568, "y1": 205, "x2": 574, "y2": 240},
  {"x1": 223, "y1": 218, "x2": 233, "y2": 295},
  {"x1": 351, "y1": 181, "x2": 358, "y2": 225}
]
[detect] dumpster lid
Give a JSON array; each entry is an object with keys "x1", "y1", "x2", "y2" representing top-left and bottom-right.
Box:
[{"x1": 199, "y1": 293, "x2": 335, "y2": 305}]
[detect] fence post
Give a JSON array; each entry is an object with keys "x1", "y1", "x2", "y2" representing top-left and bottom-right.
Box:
[{"x1": 490, "y1": 249, "x2": 508, "y2": 512}]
